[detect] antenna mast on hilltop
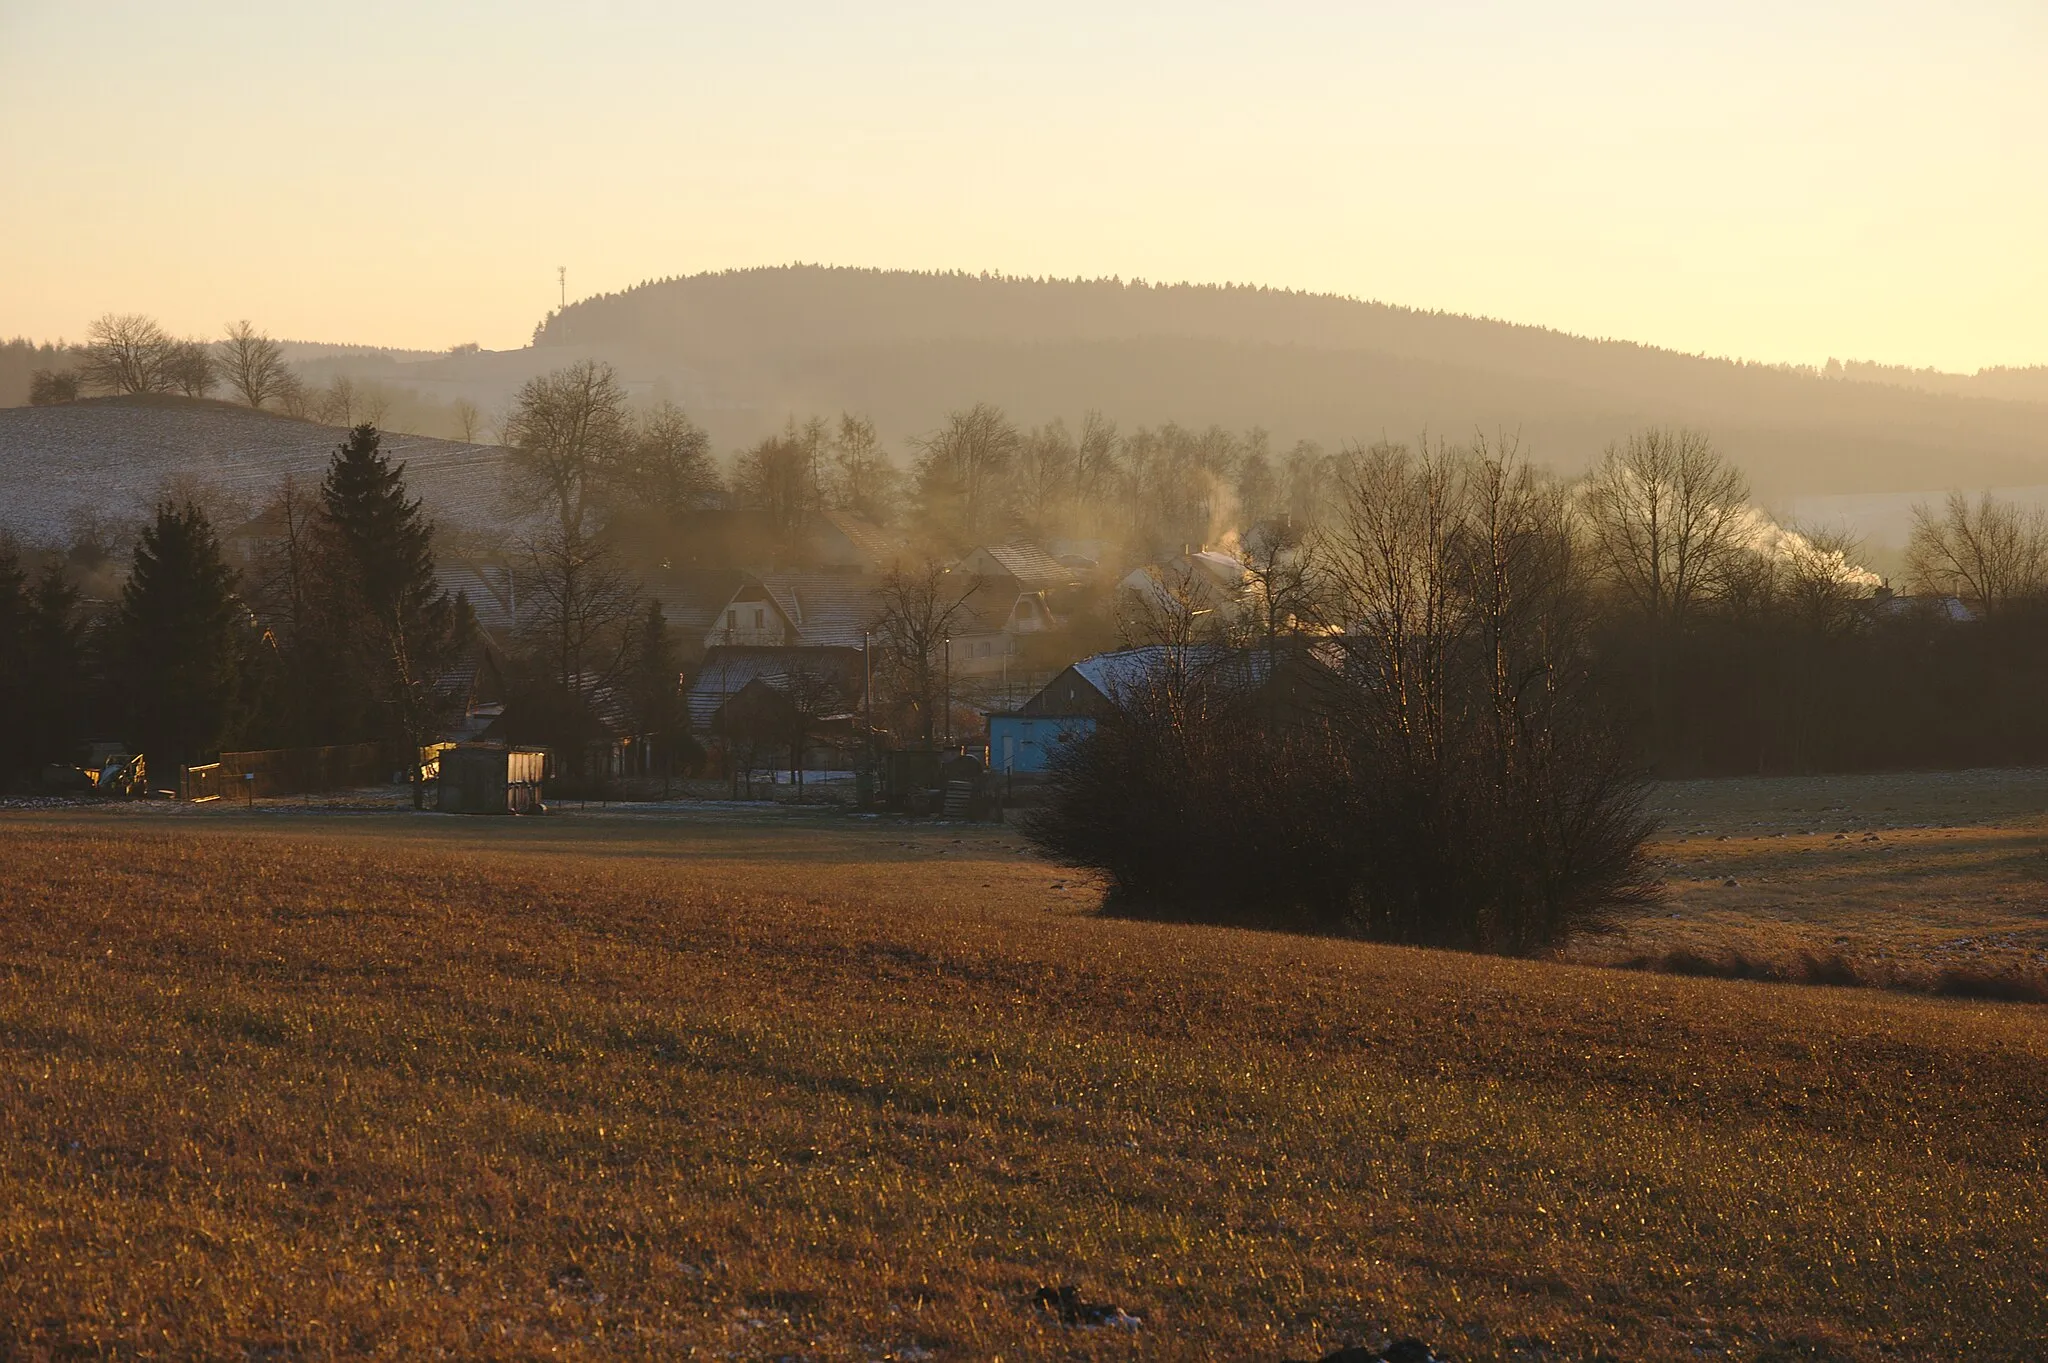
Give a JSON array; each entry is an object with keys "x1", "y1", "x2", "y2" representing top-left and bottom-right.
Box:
[{"x1": 557, "y1": 266, "x2": 567, "y2": 309}]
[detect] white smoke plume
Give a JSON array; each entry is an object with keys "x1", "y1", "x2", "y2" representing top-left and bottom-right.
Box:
[{"x1": 1733, "y1": 506, "x2": 1884, "y2": 591}]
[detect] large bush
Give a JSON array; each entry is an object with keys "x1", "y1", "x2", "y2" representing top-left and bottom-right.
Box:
[{"x1": 1029, "y1": 442, "x2": 1658, "y2": 952}]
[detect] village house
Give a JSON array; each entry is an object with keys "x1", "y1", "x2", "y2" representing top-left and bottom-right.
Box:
[{"x1": 986, "y1": 642, "x2": 1337, "y2": 774}]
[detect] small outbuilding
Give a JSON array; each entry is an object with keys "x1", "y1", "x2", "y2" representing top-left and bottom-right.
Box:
[{"x1": 436, "y1": 744, "x2": 549, "y2": 815}]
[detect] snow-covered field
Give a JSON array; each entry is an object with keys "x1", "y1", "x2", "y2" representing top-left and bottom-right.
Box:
[{"x1": 0, "y1": 397, "x2": 516, "y2": 545}]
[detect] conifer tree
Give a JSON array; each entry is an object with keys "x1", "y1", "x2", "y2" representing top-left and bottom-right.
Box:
[
  {"x1": 319, "y1": 425, "x2": 470, "y2": 805},
  {"x1": 114, "y1": 503, "x2": 246, "y2": 772},
  {"x1": 0, "y1": 548, "x2": 27, "y2": 780},
  {"x1": 22, "y1": 563, "x2": 88, "y2": 770}
]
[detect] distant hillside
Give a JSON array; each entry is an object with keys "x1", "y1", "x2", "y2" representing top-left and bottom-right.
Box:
[
  {"x1": 0, "y1": 396, "x2": 512, "y2": 547},
  {"x1": 13, "y1": 269, "x2": 2046, "y2": 534},
  {"x1": 499, "y1": 266, "x2": 2048, "y2": 505}
]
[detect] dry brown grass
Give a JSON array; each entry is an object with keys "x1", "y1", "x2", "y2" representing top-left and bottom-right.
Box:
[
  {"x1": 1565, "y1": 768, "x2": 2048, "y2": 991},
  {"x1": 1, "y1": 807, "x2": 2045, "y2": 1361}
]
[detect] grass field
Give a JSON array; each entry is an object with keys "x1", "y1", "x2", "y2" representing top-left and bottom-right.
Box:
[{"x1": 2, "y1": 773, "x2": 2045, "y2": 1360}]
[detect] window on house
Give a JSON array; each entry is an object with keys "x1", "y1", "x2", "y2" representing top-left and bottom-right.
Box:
[
  {"x1": 726, "y1": 609, "x2": 737, "y2": 631},
  {"x1": 754, "y1": 607, "x2": 765, "y2": 629}
]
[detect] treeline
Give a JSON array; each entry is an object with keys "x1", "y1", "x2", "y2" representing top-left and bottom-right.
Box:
[
  {"x1": 17, "y1": 315, "x2": 491, "y2": 442},
  {"x1": 0, "y1": 428, "x2": 479, "y2": 797},
  {"x1": 1029, "y1": 430, "x2": 2048, "y2": 948}
]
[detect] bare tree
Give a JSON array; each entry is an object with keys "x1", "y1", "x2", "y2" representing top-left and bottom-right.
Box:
[
  {"x1": 825, "y1": 412, "x2": 901, "y2": 523},
  {"x1": 1076, "y1": 410, "x2": 1122, "y2": 506},
  {"x1": 1778, "y1": 525, "x2": 1876, "y2": 637},
  {"x1": 275, "y1": 372, "x2": 313, "y2": 419},
  {"x1": 868, "y1": 561, "x2": 980, "y2": 748},
  {"x1": 501, "y1": 360, "x2": 633, "y2": 540},
  {"x1": 1580, "y1": 427, "x2": 1750, "y2": 632},
  {"x1": 1323, "y1": 438, "x2": 1468, "y2": 767},
  {"x1": 165, "y1": 340, "x2": 217, "y2": 398},
  {"x1": 1579, "y1": 426, "x2": 1749, "y2": 759},
  {"x1": 617, "y1": 401, "x2": 719, "y2": 517},
  {"x1": 519, "y1": 526, "x2": 644, "y2": 710},
  {"x1": 1236, "y1": 517, "x2": 1323, "y2": 647},
  {"x1": 775, "y1": 660, "x2": 850, "y2": 796},
  {"x1": 1014, "y1": 418, "x2": 1076, "y2": 538},
  {"x1": 218, "y1": 321, "x2": 290, "y2": 410},
  {"x1": 27, "y1": 369, "x2": 80, "y2": 405},
  {"x1": 911, "y1": 402, "x2": 1019, "y2": 545},
  {"x1": 451, "y1": 398, "x2": 485, "y2": 443},
  {"x1": 315, "y1": 376, "x2": 361, "y2": 427},
  {"x1": 79, "y1": 313, "x2": 175, "y2": 394},
  {"x1": 1906, "y1": 491, "x2": 2048, "y2": 617},
  {"x1": 732, "y1": 418, "x2": 825, "y2": 539}
]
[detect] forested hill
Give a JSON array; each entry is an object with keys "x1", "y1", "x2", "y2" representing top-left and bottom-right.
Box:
[{"x1": 528, "y1": 266, "x2": 2048, "y2": 502}]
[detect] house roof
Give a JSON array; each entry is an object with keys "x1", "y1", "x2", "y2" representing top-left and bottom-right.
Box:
[
  {"x1": 438, "y1": 562, "x2": 524, "y2": 636},
  {"x1": 964, "y1": 542, "x2": 1072, "y2": 591},
  {"x1": 685, "y1": 645, "x2": 865, "y2": 730},
  {"x1": 645, "y1": 569, "x2": 750, "y2": 635},
  {"x1": 759, "y1": 573, "x2": 892, "y2": 648},
  {"x1": 1039, "y1": 644, "x2": 1317, "y2": 710},
  {"x1": 818, "y1": 510, "x2": 906, "y2": 568}
]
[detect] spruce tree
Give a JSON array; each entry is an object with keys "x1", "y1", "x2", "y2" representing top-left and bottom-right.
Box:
[
  {"x1": 115, "y1": 503, "x2": 246, "y2": 773},
  {"x1": 0, "y1": 548, "x2": 27, "y2": 781},
  {"x1": 22, "y1": 563, "x2": 88, "y2": 770},
  {"x1": 319, "y1": 424, "x2": 469, "y2": 805}
]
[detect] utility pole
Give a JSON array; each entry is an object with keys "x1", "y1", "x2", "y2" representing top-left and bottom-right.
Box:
[{"x1": 943, "y1": 636, "x2": 952, "y2": 749}]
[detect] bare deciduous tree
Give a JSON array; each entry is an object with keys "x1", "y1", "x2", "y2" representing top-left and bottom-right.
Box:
[
  {"x1": 1906, "y1": 491, "x2": 2048, "y2": 617},
  {"x1": 451, "y1": 398, "x2": 485, "y2": 443},
  {"x1": 165, "y1": 340, "x2": 217, "y2": 398},
  {"x1": 617, "y1": 401, "x2": 719, "y2": 517},
  {"x1": 826, "y1": 412, "x2": 901, "y2": 524},
  {"x1": 28, "y1": 369, "x2": 80, "y2": 405},
  {"x1": 1580, "y1": 427, "x2": 1750, "y2": 632},
  {"x1": 1579, "y1": 426, "x2": 1749, "y2": 759},
  {"x1": 79, "y1": 313, "x2": 175, "y2": 395},
  {"x1": 218, "y1": 321, "x2": 290, "y2": 410},
  {"x1": 1014, "y1": 419, "x2": 1076, "y2": 538},
  {"x1": 912, "y1": 402, "x2": 1019, "y2": 545},
  {"x1": 502, "y1": 360, "x2": 633, "y2": 540},
  {"x1": 1236, "y1": 516, "x2": 1323, "y2": 648},
  {"x1": 868, "y1": 561, "x2": 980, "y2": 748},
  {"x1": 732, "y1": 418, "x2": 825, "y2": 540},
  {"x1": 519, "y1": 526, "x2": 644, "y2": 705}
]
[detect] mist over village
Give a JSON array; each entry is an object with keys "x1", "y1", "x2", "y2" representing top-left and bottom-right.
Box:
[{"x1": 2, "y1": 5, "x2": 2045, "y2": 1361}]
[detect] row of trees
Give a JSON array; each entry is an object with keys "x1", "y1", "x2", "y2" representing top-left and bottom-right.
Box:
[
  {"x1": 30, "y1": 315, "x2": 296, "y2": 409},
  {"x1": 26, "y1": 315, "x2": 493, "y2": 440},
  {"x1": 0, "y1": 427, "x2": 484, "y2": 799},
  {"x1": 1029, "y1": 429, "x2": 2048, "y2": 946},
  {"x1": 487, "y1": 358, "x2": 1338, "y2": 562}
]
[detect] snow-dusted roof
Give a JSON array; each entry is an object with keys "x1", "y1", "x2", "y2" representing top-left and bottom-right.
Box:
[
  {"x1": 817, "y1": 510, "x2": 906, "y2": 568},
  {"x1": 760, "y1": 573, "x2": 892, "y2": 648},
  {"x1": 644, "y1": 569, "x2": 749, "y2": 635},
  {"x1": 685, "y1": 645, "x2": 864, "y2": 731},
  {"x1": 963, "y1": 542, "x2": 1071, "y2": 590}
]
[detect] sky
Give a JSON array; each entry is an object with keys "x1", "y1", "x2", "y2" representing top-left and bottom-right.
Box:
[{"x1": 2, "y1": 0, "x2": 2043, "y2": 371}]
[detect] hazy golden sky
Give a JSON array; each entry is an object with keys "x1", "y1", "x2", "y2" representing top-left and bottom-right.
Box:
[{"x1": 3, "y1": 1, "x2": 2042, "y2": 371}]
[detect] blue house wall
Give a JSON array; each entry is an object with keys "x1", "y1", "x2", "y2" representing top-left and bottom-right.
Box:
[{"x1": 987, "y1": 714, "x2": 1095, "y2": 773}]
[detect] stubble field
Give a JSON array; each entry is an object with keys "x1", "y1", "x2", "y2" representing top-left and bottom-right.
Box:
[{"x1": 1, "y1": 771, "x2": 2044, "y2": 1360}]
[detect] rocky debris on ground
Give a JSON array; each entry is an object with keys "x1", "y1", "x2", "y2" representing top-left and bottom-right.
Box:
[
  {"x1": 1283, "y1": 1339, "x2": 1443, "y2": 1363},
  {"x1": 1031, "y1": 1284, "x2": 1142, "y2": 1329}
]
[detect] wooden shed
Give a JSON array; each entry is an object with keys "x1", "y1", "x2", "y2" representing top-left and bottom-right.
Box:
[{"x1": 436, "y1": 745, "x2": 548, "y2": 815}]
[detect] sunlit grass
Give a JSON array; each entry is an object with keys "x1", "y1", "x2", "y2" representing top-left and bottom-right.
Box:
[{"x1": 1, "y1": 817, "x2": 2043, "y2": 1360}]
